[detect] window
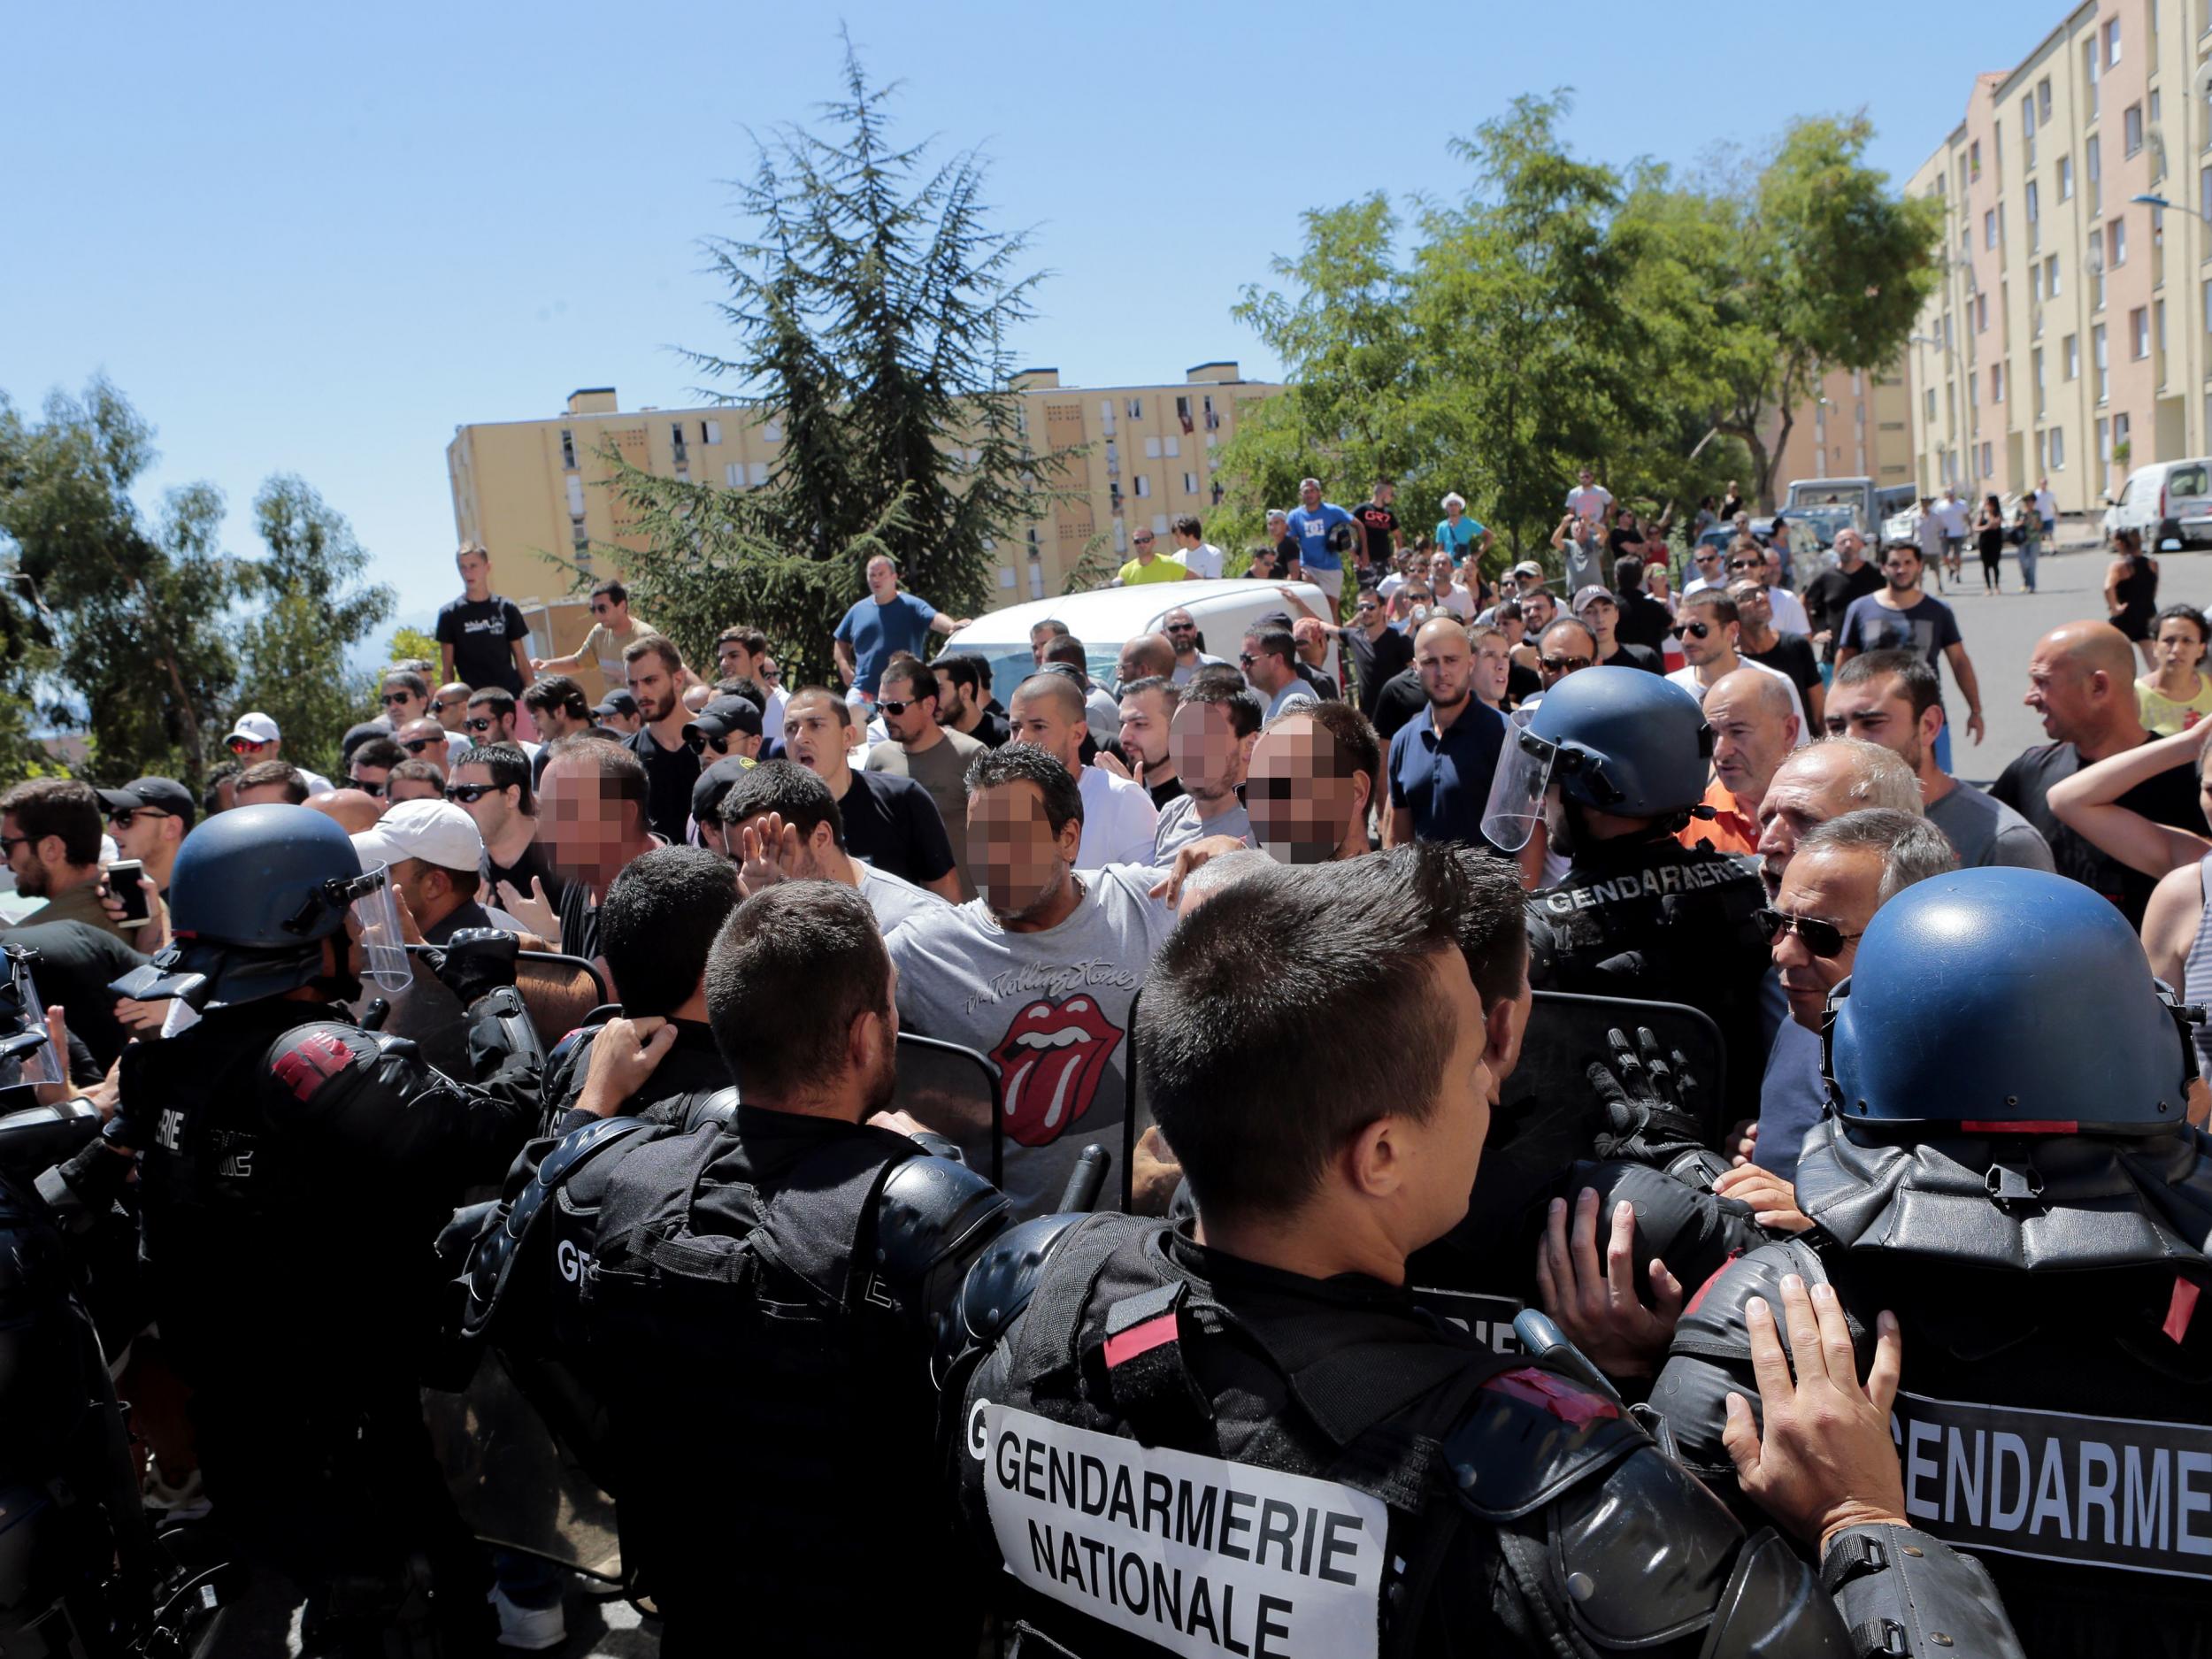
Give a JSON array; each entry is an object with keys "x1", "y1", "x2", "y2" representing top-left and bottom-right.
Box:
[
  {"x1": 1925, "y1": 387, "x2": 1938, "y2": 422},
  {"x1": 1099, "y1": 399, "x2": 1115, "y2": 435},
  {"x1": 2032, "y1": 263, "x2": 2045, "y2": 304},
  {"x1": 2088, "y1": 135, "x2": 2102, "y2": 214},
  {"x1": 2200, "y1": 165, "x2": 2212, "y2": 234},
  {"x1": 2157, "y1": 298, "x2": 2169, "y2": 355},
  {"x1": 1985, "y1": 208, "x2": 1999, "y2": 250},
  {"x1": 703, "y1": 419, "x2": 721, "y2": 445},
  {"x1": 2037, "y1": 428, "x2": 2048, "y2": 472},
  {"x1": 1970, "y1": 139, "x2": 1982, "y2": 181},
  {"x1": 2024, "y1": 95, "x2": 2038, "y2": 166},
  {"x1": 1133, "y1": 474, "x2": 1151, "y2": 498},
  {"x1": 2050, "y1": 426, "x2": 2066, "y2": 468},
  {"x1": 749, "y1": 461, "x2": 770, "y2": 487},
  {"x1": 1182, "y1": 472, "x2": 1199, "y2": 495},
  {"x1": 2110, "y1": 218, "x2": 2128, "y2": 267},
  {"x1": 1143, "y1": 435, "x2": 1161, "y2": 459},
  {"x1": 2047, "y1": 253, "x2": 2062, "y2": 296},
  {"x1": 2204, "y1": 276, "x2": 2212, "y2": 333},
  {"x1": 2152, "y1": 89, "x2": 2162, "y2": 127},
  {"x1": 2065, "y1": 333, "x2": 2081, "y2": 379},
  {"x1": 1202, "y1": 395, "x2": 1219, "y2": 430},
  {"x1": 1163, "y1": 435, "x2": 1179, "y2": 457},
  {"x1": 565, "y1": 476, "x2": 586, "y2": 517},
  {"x1": 1981, "y1": 442, "x2": 1995, "y2": 477},
  {"x1": 2033, "y1": 346, "x2": 2046, "y2": 410},
  {"x1": 1125, "y1": 397, "x2": 1143, "y2": 419},
  {"x1": 2125, "y1": 103, "x2": 2144, "y2": 156},
  {"x1": 2116, "y1": 411, "x2": 2131, "y2": 455},
  {"x1": 1990, "y1": 363, "x2": 2005, "y2": 403},
  {"x1": 2039, "y1": 76, "x2": 2053, "y2": 124},
  {"x1": 2027, "y1": 180, "x2": 2040, "y2": 250},
  {"x1": 2132, "y1": 305, "x2": 2151, "y2": 357},
  {"x1": 1977, "y1": 292, "x2": 1990, "y2": 333},
  {"x1": 724, "y1": 462, "x2": 743, "y2": 488},
  {"x1": 2086, "y1": 37, "x2": 2101, "y2": 119},
  {"x1": 2094, "y1": 323, "x2": 2109, "y2": 399},
  {"x1": 670, "y1": 422, "x2": 687, "y2": 450},
  {"x1": 2107, "y1": 16, "x2": 2122, "y2": 65},
  {"x1": 762, "y1": 420, "x2": 782, "y2": 443},
  {"x1": 2060, "y1": 154, "x2": 2073, "y2": 200},
  {"x1": 558, "y1": 427, "x2": 578, "y2": 471}
]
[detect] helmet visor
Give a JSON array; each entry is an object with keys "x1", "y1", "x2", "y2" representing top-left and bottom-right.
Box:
[
  {"x1": 1480, "y1": 710, "x2": 1555, "y2": 853},
  {"x1": 0, "y1": 949, "x2": 62, "y2": 1088},
  {"x1": 349, "y1": 864, "x2": 411, "y2": 995}
]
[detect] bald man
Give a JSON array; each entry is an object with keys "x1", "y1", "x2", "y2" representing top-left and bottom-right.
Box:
[
  {"x1": 307, "y1": 788, "x2": 383, "y2": 836},
  {"x1": 1991, "y1": 620, "x2": 2210, "y2": 926},
  {"x1": 1752, "y1": 737, "x2": 1922, "y2": 899},
  {"x1": 1680, "y1": 668, "x2": 1800, "y2": 858},
  {"x1": 1009, "y1": 671, "x2": 1157, "y2": 866},
  {"x1": 1115, "y1": 632, "x2": 1177, "y2": 690}
]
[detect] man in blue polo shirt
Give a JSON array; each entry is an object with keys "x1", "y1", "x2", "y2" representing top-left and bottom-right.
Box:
[
  {"x1": 830, "y1": 555, "x2": 972, "y2": 705},
  {"x1": 1284, "y1": 477, "x2": 1356, "y2": 608},
  {"x1": 1385, "y1": 615, "x2": 1505, "y2": 847}
]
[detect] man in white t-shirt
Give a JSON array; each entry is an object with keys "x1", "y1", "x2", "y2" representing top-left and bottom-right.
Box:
[
  {"x1": 1168, "y1": 515, "x2": 1225, "y2": 580},
  {"x1": 1007, "y1": 671, "x2": 1157, "y2": 866},
  {"x1": 1564, "y1": 465, "x2": 1614, "y2": 526},
  {"x1": 1665, "y1": 589, "x2": 1808, "y2": 742},
  {"x1": 2033, "y1": 478, "x2": 2057, "y2": 539}
]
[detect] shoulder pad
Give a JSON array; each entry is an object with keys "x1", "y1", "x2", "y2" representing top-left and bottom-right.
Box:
[
  {"x1": 546, "y1": 1019, "x2": 604, "y2": 1074},
  {"x1": 1567, "y1": 1157, "x2": 1769, "y2": 1302},
  {"x1": 264, "y1": 1021, "x2": 372, "y2": 1109},
  {"x1": 877, "y1": 1149, "x2": 1011, "y2": 1286},
  {"x1": 1550, "y1": 1437, "x2": 1750, "y2": 1648},
  {"x1": 1648, "y1": 1238, "x2": 1832, "y2": 1477},
  {"x1": 948, "y1": 1210, "x2": 1087, "y2": 1357},
  {"x1": 461, "y1": 1116, "x2": 656, "y2": 1337},
  {"x1": 671, "y1": 1086, "x2": 739, "y2": 1131},
  {"x1": 1445, "y1": 1359, "x2": 1648, "y2": 1521}
]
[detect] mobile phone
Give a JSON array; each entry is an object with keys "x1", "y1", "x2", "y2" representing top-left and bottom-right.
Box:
[{"x1": 106, "y1": 860, "x2": 151, "y2": 928}]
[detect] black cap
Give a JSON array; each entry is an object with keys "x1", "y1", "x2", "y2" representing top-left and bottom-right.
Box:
[
  {"x1": 340, "y1": 719, "x2": 391, "y2": 764},
  {"x1": 97, "y1": 776, "x2": 199, "y2": 830},
  {"x1": 690, "y1": 756, "x2": 757, "y2": 824},
  {"x1": 683, "y1": 697, "x2": 764, "y2": 746},
  {"x1": 593, "y1": 689, "x2": 641, "y2": 718}
]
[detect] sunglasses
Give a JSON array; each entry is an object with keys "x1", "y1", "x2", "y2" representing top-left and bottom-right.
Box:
[
  {"x1": 401, "y1": 738, "x2": 440, "y2": 755},
  {"x1": 0, "y1": 834, "x2": 29, "y2": 854},
  {"x1": 878, "y1": 698, "x2": 924, "y2": 716},
  {"x1": 352, "y1": 779, "x2": 387, "y2": 798},
  {"x1": 465, "y1": 717, "x2": 497, "y2": 733},
  {"x1": 1133, "y1": 536, "x2": 1154, "y2": 545},
  {"x1": 226, "y1": 737, "x2": 261, "y2": 753},
  {"x1": 380, "y1": 691, "x2": 417, "y2": 706},
  {"x1": 759, "y1": 666, "x2": 781, "y2": 682},
  {"x1": 1237, "y1": 653, "x2": 1259, "y2": 666},
  {"x1": 1728, "y1": 559, "x2": 1763, "y2": 571},
  {"x1": 1671, "y1": 621, "x2": 1711, "y2": 640},
  {"x1": 1355, "y1": 601, "x2": 1378, "y2": 613},
  {"x1": 444, "y1": 783, "x2": 495, "y2": 803},
  {"x1": 429, "y1": 697, "x2": 461, "y2": 712},
  {"x1": 106, "y1": 808, "x2": 172, "y2": 829},
  {"x1": 1755, "y1": 908, "x2": 1863, "y2": 957},
  {"x1": 685, "y1": 732, "x2": 731, "y2": 754},
  {"x1": 1166, "y1": 623, "x2": 1197, "y2": 633},
  {"x1": 1540, "y1": 656, "x2": 1592, "y2": 673}
]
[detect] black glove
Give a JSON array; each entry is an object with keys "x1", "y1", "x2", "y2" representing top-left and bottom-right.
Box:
[
  {"x1": 1586, "y1": 1026, "x2": 1708, "y2": 1166},
  {"x1": 423, "y1": 929, "x2": 520, "y2": 1006}
]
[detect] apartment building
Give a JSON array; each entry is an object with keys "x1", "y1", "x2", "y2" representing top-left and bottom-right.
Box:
[
  {"x1": 1772, "y1": 361, "x2": 1918, "y2": 495},
  {"x1": 446, "y1": 366, "x2": 1282, "y2": 688},
  {"x1": 1906, "y1": 0, "x2": 2212, "y2": 515}
]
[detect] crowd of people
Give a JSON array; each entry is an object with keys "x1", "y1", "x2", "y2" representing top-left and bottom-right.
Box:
[{"x1": 2, "y1": 477, "x2": 2209, "y2": 1659}]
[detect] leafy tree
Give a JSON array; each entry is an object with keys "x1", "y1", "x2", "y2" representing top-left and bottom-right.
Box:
[
  {"x1": 599, "y1": 37, "x2": 1077, "y2": 681},
  {"x1": 230, "y1": 476, "x2": 393, "y2": 779},
  {"x1": 0, "y1": 378, "x2": 242, "y2": 780},
  {"x1": 388, "y1": 625, "x2": 441, "y2": 667}
]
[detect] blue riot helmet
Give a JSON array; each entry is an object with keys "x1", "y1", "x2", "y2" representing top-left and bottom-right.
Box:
[
  {"x1": 136, "y1": 803, "x2": 404, "y2": 1008},
  {"x1": 1824, "y1": 866, "x2": 2195, "y2": 1133},
  {"x1": 1480, "y1": 667, "x2": 1713, "y2": 851}
]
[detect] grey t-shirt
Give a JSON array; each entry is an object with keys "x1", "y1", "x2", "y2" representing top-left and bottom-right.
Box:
[
  {"x1": 858, "y1": 862, "x2": 951, "y2": 935},
  {"x1": 1152, "y1": 794, "x2": 1251, "y2": 864},
  {"x1": 885, "y1": 864, "x2": 1174, "y2": 1216},
  {"x1": 1925, "y1": 780, "x2": 2056, "y2": 872}
]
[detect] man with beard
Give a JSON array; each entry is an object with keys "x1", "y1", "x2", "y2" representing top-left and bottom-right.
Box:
[
  {"x1": 620, "y1": 634, "x2": 700, "y2": 845},
  {"x1": 1833, "y1": 541, "x2": 1985, "y2": 772},
  {"x1": 1150, "y1": 678, "x2": 1259, "y2": 862},
  {"x1": 1385, "y1": 615, "x2": 1506, "y2": 847},
  {"x1": 720, "y1": 760, "x2": 950, "y2": 936},
  {"x1": 1112, "y1": 671, "x2": 1185, "y2": 809},
  {"x1": 470, "y1": 880, "x2": 1010, "y2": 1659},
  {"x1": 929, "y1": 653, "x2": 1010, "y2": 749},
  {"x1": 886, "y1": 744, "x2": 1174, "y2": 1217},
  {"x1": 1248, "y1": 701, "x2": 1383, "y2": 865},
  {"x1": 783, "y1": 687, "x2": 963, "y2": 897},
  {"x1": 535, "y1": 737, "x2": 658, "y2": 965}
]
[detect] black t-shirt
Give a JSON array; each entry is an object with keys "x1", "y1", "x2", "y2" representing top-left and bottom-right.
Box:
[
  {"x1": 1147, "y1": 774, "x2": 1187, "y2": 810},
  {"x1": 1991, "y1": 739, "x2": 2210, "y2": 927},
  {"x1": 1353, "y1": 502, "x2": 1399, "y2": 569},
  {"x1": 1612, "y1": 588, "x2": 1673, "y2": 653},
  {"x1": 1803, "y1": 564, "x2": 1882, "y2": 662},
  {"x1": 557, "y1": 879, "x2": 602, "y2": 964},
  {"x1": 1372, "y1": 667, "x2": 1427, "y2": 744},
  {"x1": 838, "y1": 769, "x2": 956, "y2": 887},
  {"x1": 485, "y1": 836, "x2": 570, "y2": 917},
  {"x1": 1345, "y1": 625, "x2": 1415, "y2": 718},
  {"x1": 435, "y1": 594, "x2": 530, "y2": 695},
  {"x1": 626, "y1": 726, "x2": 702, "y2": 846},
  {"x1": 1742, "y1": 633, "x2": 1822, "y2": 708},
  {"x1": 1600, "y1": 641, "x2": 1664, "y2": 676},
  {"x1": 963, "y1": 708, "x2": 1013, "y2": 749},
  {"x1": 0, "y1": 920, "x2": 149, "y2": 1071},
  {"x1": 1506, "y1": 661, "x2": 1542, "y2": 707}
]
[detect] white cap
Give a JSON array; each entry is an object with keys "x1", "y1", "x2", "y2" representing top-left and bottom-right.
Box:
[
  {"x1": 350, "y1": 798, "x2": 485, "y2": 876},
  {"x1": 227, "y1": 711, "x2": 280, "y2": 745}
]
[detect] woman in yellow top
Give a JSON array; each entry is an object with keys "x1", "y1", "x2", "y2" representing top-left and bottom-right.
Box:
[{"x1": 2136, "y1": 603, "x2": 2212, "y2": 734}]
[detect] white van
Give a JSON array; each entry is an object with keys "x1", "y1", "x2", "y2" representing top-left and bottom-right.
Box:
[
  {"x1": 939, "y1": 579, "x2": 1339, "y2": 705},
  {"x1": 2104, "y1": 457, "x2": 2212, "y2": 549}
]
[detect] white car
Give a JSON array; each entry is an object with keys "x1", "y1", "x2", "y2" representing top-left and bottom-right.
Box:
[
  {"x1": 939, "y1": 579, "x2": 1340, "y2": 706},
  {"x1": 2103, "y1": 458, "x2": 2212, "y2": 549}
]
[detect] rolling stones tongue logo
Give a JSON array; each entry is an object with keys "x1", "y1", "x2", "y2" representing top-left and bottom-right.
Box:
[{"x1": 988, "y1": 995, "x2": 1123, "y2": 1148}]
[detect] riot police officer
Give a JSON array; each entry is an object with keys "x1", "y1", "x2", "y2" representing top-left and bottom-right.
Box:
[
  {"x1": 1484, "y1": 666, "x2": 1771, "y2": 1138},
  {"x1": 464, "y1": 879, "x2": 1011, "y2": 1657},
  {"x1": 944, "y1": 848, "x2": 2021, "y2": 1657},
  {"x1": 42, "y1": 803, "x2": 544, "y2": 1655},
  {"x1": 1653, "y1": 866, "x2": 2212, "y2": 1658}
]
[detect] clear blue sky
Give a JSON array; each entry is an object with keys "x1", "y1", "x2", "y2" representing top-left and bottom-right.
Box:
[{"x1": 6, "y1": 0, "x2": 2044, "y2": 632}]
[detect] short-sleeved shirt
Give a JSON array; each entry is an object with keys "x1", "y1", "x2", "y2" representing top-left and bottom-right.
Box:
[
  {"x1": 1075, "y1": 765, "x2": 1159, "y2": 869},
  {"x1": 833, "y1": 592, "x2": 939, "y2": 696},
  {"x1": 2137, "y1": 674, "x2": 2212, "y2": 735},
  {"x1": 1344, "y1": 624, "x2": 1414, "y2": 718},
  {"x1": 577, "y1": 616, "x2": 655, "y2": 687},
  {"x1": 1802, "y1": 565, "x2": 1882, "y2": 661},
  {"x1": 1116, "y1": 557, "x2": 1188, "y2": 587},
  {"x1": 838, "y1": 767, "x2": 956, "y2": 887},
  {"x1": 1434, "y1": 518, "x2": 1485, "y2": 561},
  {"x1": 1742, "y1": 632, "x2": 1822, "y2": 710},
  {"x1": 624, "y1": 726, "x2": 702, "y2": 847},
  {"x1": 1171, "y1": 542, "x2": 1225, "y2": 580},
  {"x1": 1991, "y1": 738, "x2": 2210, "y2": 926},
  {"x1": 1353, "y1": 503, "x2": 1399, "y2": 567},
  {"x1": 1285, "y1": 503, "x2": 1356, "y2": 572},
  {"x1": 866, "y1": 728, "x2": 986, "y2": 900},
  {"x1": 1835, "y1": 593, "x2": 1962, "y2": 680},
  {"x1": 1565, "y1": 484, "x2": 1614, "y2": 521},
  {"x1": 1169, "y1": 652, "x2": 1229, "y2": 688},
  {"x1": 1924, "y1": 781, "x2": 2057, "y2": 872},
  {"x1": 1387, "y1": 699, "x2": 1507, "y2": 846},
  {"x1": 436, "y1": 594, "x2": 531, "y2": 694},
  {"x1": 1152, "y1": 794, "x2": 1250, "y2": 864},
  {"x1": 856, "y1": 863, "x2": 950, "y2": 935}
]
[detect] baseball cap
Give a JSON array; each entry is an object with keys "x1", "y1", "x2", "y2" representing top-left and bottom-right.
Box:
[
  {"x1": 683, "y1": 697, "x2": 764, "y2": 747},
  {"x1": 349, "y1": 798, "x2": 485, "y2": 876},
  {"x1": 690, "y1": 756, "x2": 758, "y2": 825},
  {"x1": 593, "y1": 689, "x2": 641, "y2": 718},
  {"x1": 1510, "y1": 561, "x2": 1544, "y2": 581},
  {"x1": 96, "y1": 776, "x2": 198, "y2": 829},
  {"x1": 227, "y1": 712, "x2": 280, "y2": 745},
  {"x1": 1571, "y1": 585, "x2": 1617, "y2": 615}
]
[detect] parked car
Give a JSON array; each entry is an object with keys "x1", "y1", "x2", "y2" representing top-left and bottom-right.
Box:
[
  {"x1": 937, "y1": 579, "x2": 1340, "y2": 707},
  {"x1": 2102, "y1": 458, "x2": 2212, "y2": 549}
]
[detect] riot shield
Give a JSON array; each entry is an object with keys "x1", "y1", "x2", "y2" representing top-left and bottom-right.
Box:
[
  {"x1": 892, "y1": 1032, "x2": 1001, "y2": 1188},
  {"x1": 1120, "y1": 991, "x2": 1167, "y2": 1217},
  {"x1": 369, "y1": 948, "x2": 608, "y2": 1073}
]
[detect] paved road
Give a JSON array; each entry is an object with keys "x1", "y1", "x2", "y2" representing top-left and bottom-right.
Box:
[{"x1": 1895, "y1": 537, "x2": 2209, "y2": 783}]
